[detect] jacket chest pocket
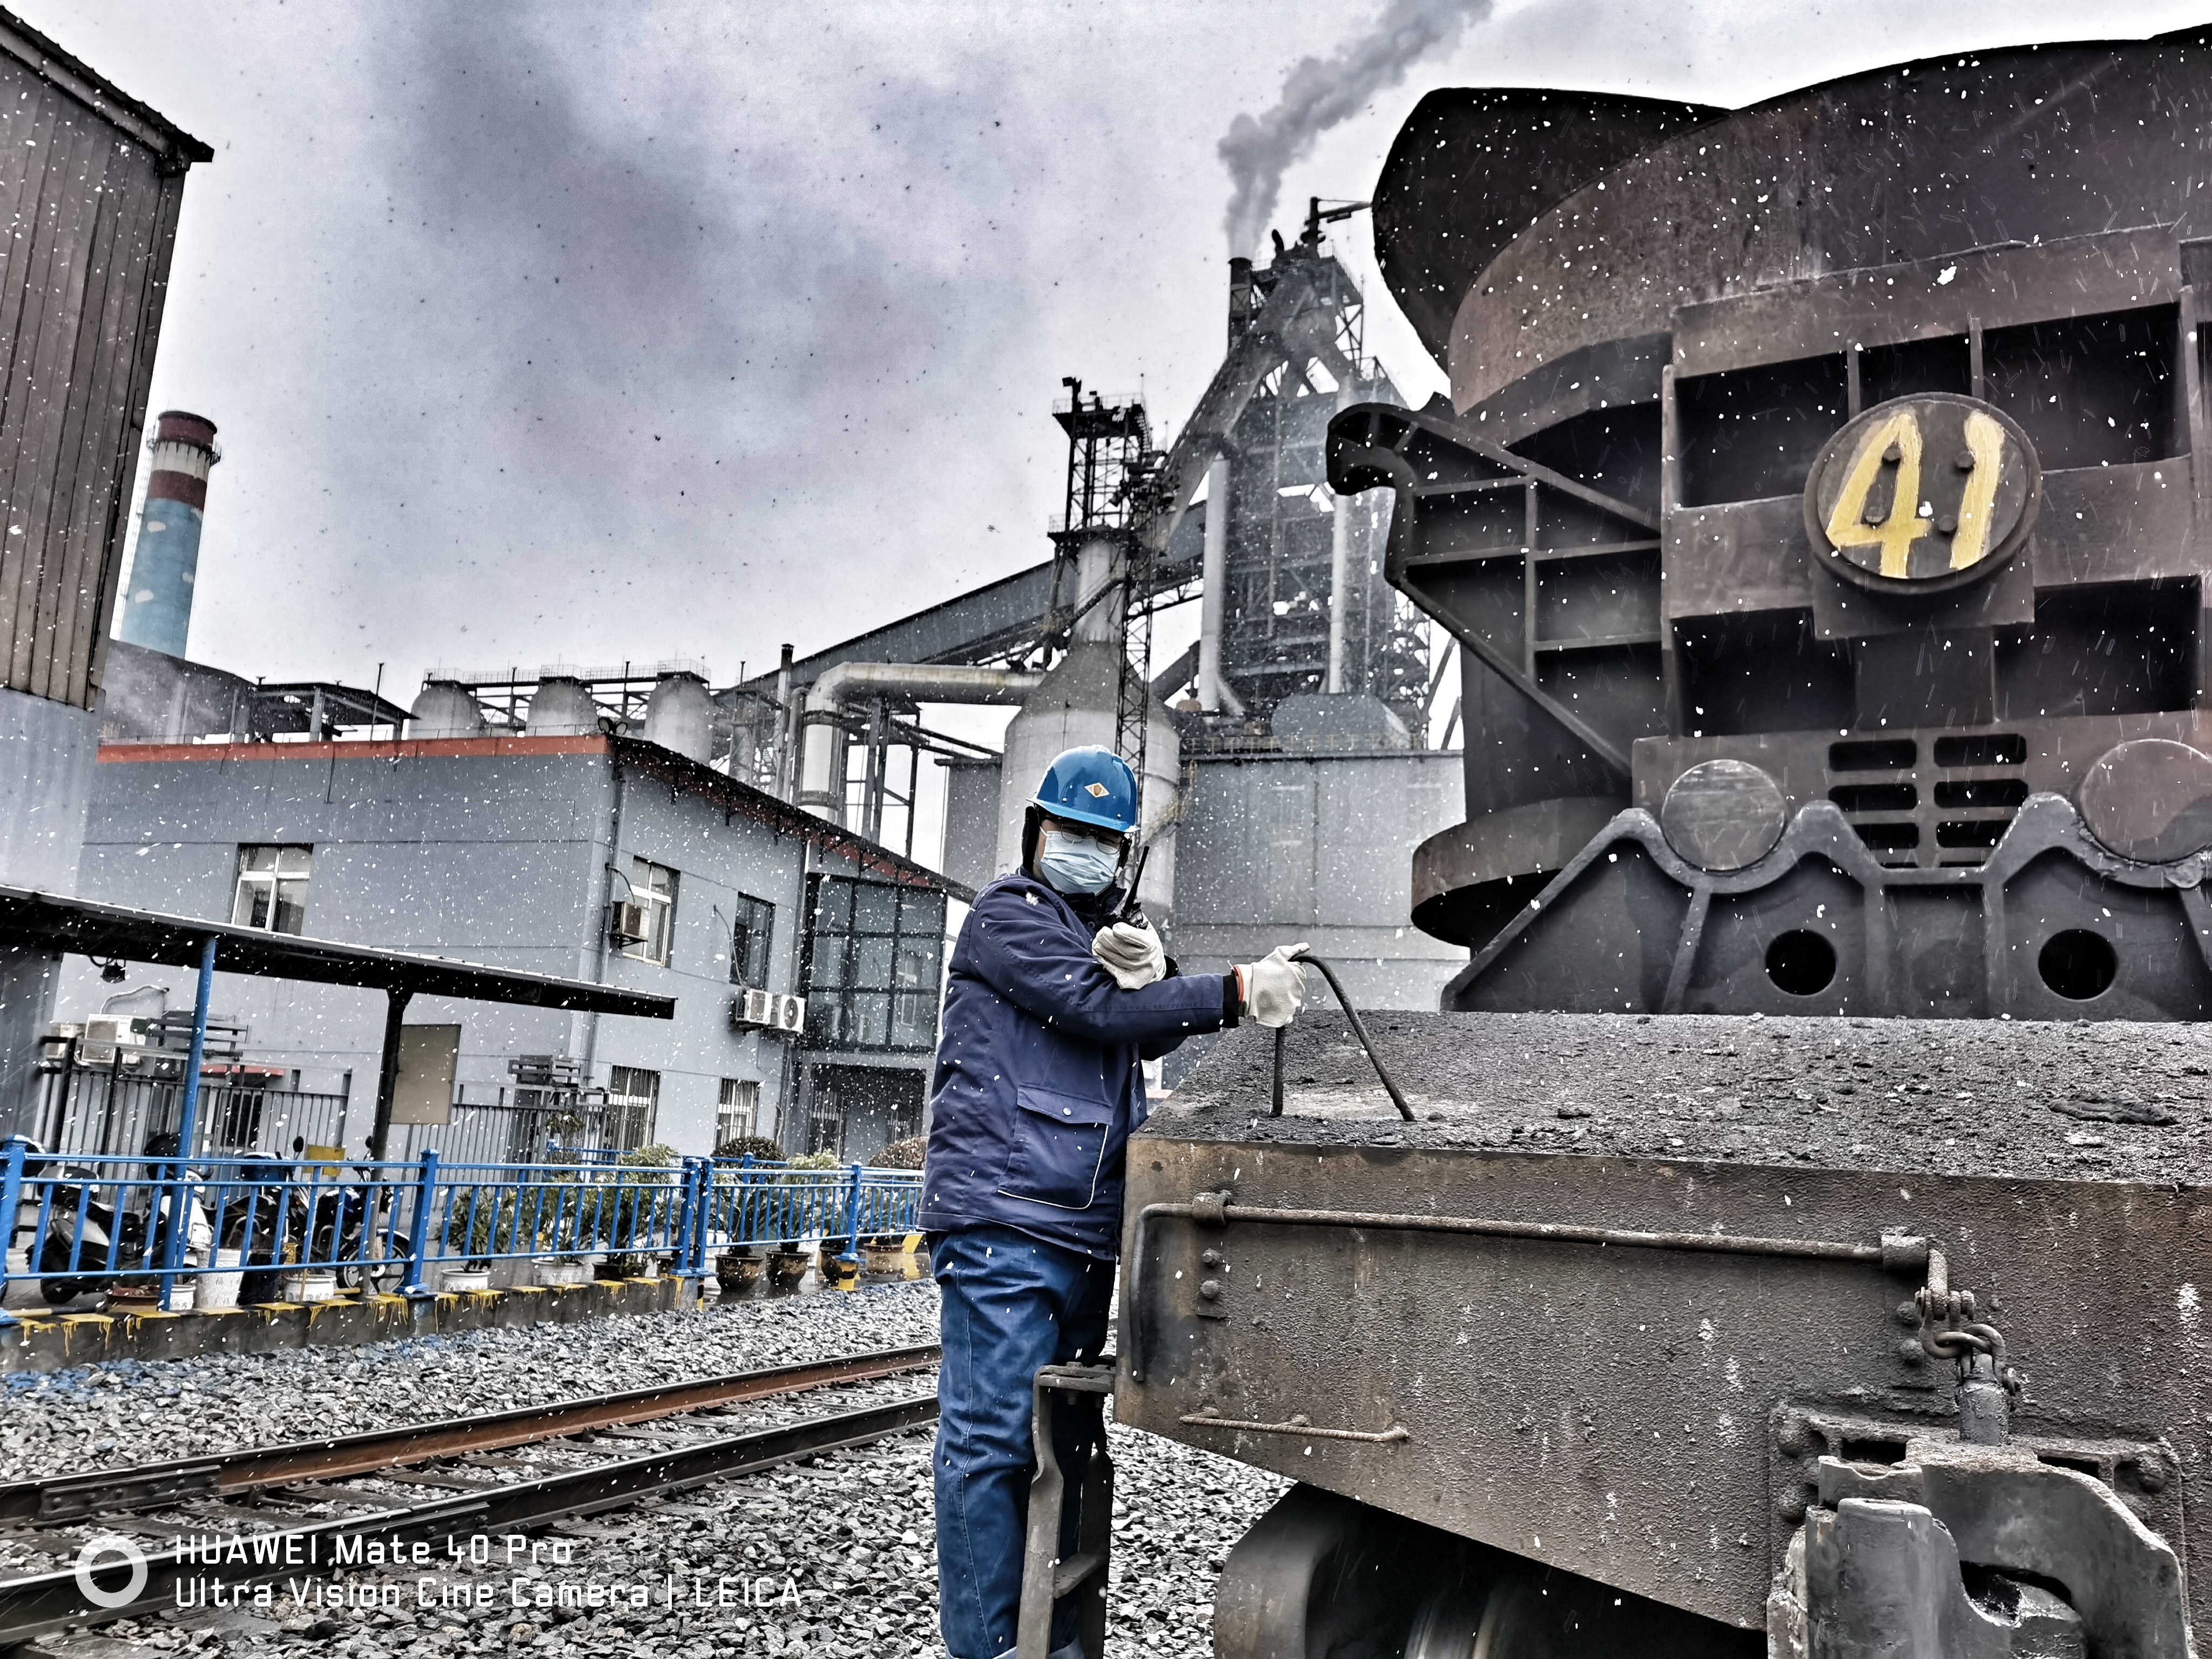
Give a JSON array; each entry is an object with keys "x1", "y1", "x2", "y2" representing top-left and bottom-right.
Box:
[{"x1": 997, "y1": 1086, "x2": 1117, "y2": 1211}]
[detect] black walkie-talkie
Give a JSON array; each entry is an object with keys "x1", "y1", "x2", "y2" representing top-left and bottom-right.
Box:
[{"x1": 1117, "y1": 841, "x2": 1152, "y2": 926}]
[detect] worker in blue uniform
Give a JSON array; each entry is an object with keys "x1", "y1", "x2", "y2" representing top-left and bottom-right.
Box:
[{"x1": 921, "y1": 744, "x2": 1310, "y2": 1659}]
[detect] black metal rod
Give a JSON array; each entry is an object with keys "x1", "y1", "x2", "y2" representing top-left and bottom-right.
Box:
[
  {"x1": 1199, "y1": 1204, "x2": 1920, "y2": 1263},
  {"x1": 1273, "y1": 953, "x2": 1417, "y2": 1122}
]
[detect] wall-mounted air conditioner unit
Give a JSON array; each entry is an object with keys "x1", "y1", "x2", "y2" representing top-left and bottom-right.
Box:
[
  {"x1": 57, "y1": 1017, "x2": 158, "y2": 1069},
  {"x1": 608, "y1": 901, "x2": 648, "y2": 947},
  {"x1": 731, "y1": 987, "x2": 806, "y2": 1034}
]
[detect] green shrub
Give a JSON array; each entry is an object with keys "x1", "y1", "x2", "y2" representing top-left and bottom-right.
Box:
[
  {"x1": 581, "y1": 1143, "x2": 677, "y2": 1252},
  {"x1": 442, "y1": 1187, "x2": 538, "y2": 1264},
  {"x1": 712, "y1": 1135, "x2": 786, "y2": 1163},
  {"x1": 874, "y1": 1135, "x2": 925, "y2": 1170}
]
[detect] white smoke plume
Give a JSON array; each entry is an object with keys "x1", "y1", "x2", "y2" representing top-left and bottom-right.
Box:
[{"x1": 1219, "y1": 0, "x2": 1486, "y2": 256}]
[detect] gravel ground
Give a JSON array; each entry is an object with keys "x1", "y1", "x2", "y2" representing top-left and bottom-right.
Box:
[
  {"x1": 13, "y1": 1279, "x2": 1290, "y2": 1659},
  {"x1": 2, "y1": 1284, "x2": 941, "y2": 1484},
  {"x1": 41, "y1": 1424, "x2": 1285, "y2": 1659},
  {"x1": 1162, "y1": 1010, "x2": 2212, "y2": 1183}
]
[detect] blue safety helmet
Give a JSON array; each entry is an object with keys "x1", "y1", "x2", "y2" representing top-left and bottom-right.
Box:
[{"x1": 1031, "y1": 746, "x2": 1139, "y2": 836}]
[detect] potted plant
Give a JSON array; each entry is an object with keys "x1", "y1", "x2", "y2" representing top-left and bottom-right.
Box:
[
  {"x1": 616, "y1": 1144, "x2": 677, "y2": 1254},
  {"x1": 442, "y1": 1185, "x2": 527, "y2": 1292},
  {"x1": 534, "y1": 1255, "x2": 592, "y2": 1287},
  {"x1": 770, "y1": 1151, "x2": 842, "y2": 1289},
  {"x1": 863, "y1": 1136, "x2": 925, "y2": 1274},
  {"x1": 508, "y1": 1156, "x2": 597, "y2": 1287},
  {"x1": 705, "y1": 1136, "x2": 784, "y2": 1289},
  {"x1": 715, "y1": 1247, "x2": 764, "y2": 1299}
]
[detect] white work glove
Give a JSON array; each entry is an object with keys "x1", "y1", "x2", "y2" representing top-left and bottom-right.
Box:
[
  {"x1": 1238, "y1": 943, "x2": 1310, "y2": 1028},
  {"x1": 1092, "y1": 918, "x2": 1167, "y2": 990}
]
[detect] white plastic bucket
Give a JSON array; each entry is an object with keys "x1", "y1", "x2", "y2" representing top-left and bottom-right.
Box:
[
  {"x1": 197, "y1": 1249, "x2": 245, "y2": 1313},
  {"x1": 276, "y1": 1269, "x2": 338, "y2": 1304},
  {"x1": 2, "y1": 1247, "x2": 39, "y2": 1311}
]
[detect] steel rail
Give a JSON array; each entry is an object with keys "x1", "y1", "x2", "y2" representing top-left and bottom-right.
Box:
[
  {"x1": 1125, "y1": 1197, "x2": 1929, "y2": 1380},
  {"x1": 0, "y1": 1391, "x2": 940, "y2": 1649},
  {"x1": 0, "y1": 1344, "x2": 939, "y2": 1525}
]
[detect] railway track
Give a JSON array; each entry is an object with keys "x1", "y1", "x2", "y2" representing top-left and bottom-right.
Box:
[{"x1": 0, "y1": 1344, "x2": 941, "y2": 1649}]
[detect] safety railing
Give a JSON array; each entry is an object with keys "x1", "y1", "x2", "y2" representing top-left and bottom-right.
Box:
[
  {"x1": 30, "y1": 1062, "x2": 353, "y2": 1162},
  {"x1": 0, "y1": 1141, "x2": 924, "y2": 1320},
  {"x1": 693, "y1": 1156, "x2": 924, "y2": 1263}
]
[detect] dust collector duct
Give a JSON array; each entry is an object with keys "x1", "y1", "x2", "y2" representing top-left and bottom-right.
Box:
[
  {"x1": 641, "y1": 671, "x2": 713, "y2": 763},
  {"x1": 797, "y1": 663, "x2": 1042, "y2": 825},
  {"x1": 525, "y1": 676, "x2": 602, "y2": 738},
  {"x1": 406, "y1": 680, "x2": 487, "y2": 739}
]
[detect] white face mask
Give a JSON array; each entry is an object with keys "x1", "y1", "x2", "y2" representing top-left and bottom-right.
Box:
[{"x1": 1038, "y1": 828, "x2": 1121, "y2": 895}]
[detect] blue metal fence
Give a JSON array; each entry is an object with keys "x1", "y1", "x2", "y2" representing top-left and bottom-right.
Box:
[{"x1": 0, "y1": 1140, "x2": 923, "y2": 1319}]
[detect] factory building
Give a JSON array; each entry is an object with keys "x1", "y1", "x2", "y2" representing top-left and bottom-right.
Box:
[
  {"x1": 0, "y1": 15, "x2": 210, "y2": 1131},
  {"x1": 56, "y1": 665, "x2": 961, "y2": 1163}
]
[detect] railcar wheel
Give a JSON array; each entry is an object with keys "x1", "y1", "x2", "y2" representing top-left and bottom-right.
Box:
[
  {"x1": 1401, "y1": 1567, "x2": 1757, "y2": 1659},
  {"x1": 1401, "y1": 1579, "x2": 1488, "y2": 1659},
  {"x1": 1213, "y1": 1486, "x2": 1756, "y2": 1659}
]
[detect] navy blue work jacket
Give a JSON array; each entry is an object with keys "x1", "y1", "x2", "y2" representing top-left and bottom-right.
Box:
[{"x1": 919, "y1": 871, "x2": 1235, "y2": 1257}]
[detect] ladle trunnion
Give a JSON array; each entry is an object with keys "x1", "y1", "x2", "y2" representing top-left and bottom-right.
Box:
[{"x1": 1102, "y1": 26, "x2": 2212, "y2": 1655}]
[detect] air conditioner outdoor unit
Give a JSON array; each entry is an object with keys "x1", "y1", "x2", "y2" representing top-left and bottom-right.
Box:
[
  {"x1": 731, "y1": 988, "x2": 806, "y2": 1033},
  {"x1": 608, "y1": 901, "x2": 649, "y2": 947},
  {"x1": 65, "y1": 1016, "x2": 157, "y2": 1069}
]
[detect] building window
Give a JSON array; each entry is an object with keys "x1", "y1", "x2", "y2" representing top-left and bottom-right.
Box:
[
  {"x1": 623, "y1": 859, "x2": 678, "y2": 966},
  {"x1": 717, "y1": 1077, "x2": 760, "y2": 1147},
  {"x1": 604, "y1": 1065, "x2": 660, "y2": 1149},
  {"x1": 729, "y1": 895, "x2": 774, "y2": 988},
  {"x1": 801, "y1": 878, "x2": 947, "y2": 1051},
  {"x1": 232, "y1": 846, "x2": 311, "y2": 935},
  {"x1": 801, "y1": 1062, "x2": 925, "y2": 1161}
]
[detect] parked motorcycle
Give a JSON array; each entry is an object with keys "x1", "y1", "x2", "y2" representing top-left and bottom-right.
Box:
[
  {"x1": 205, "y1": 1155, "x2": 412, "y2": 1299},
  {"x1": 3, "y1": 1138, "x2": 149, "y2": 1306}
]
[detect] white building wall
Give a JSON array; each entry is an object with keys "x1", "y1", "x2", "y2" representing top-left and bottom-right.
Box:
[{"x1": 58, "y1": 739, "x2": 824, "y2": 1156}]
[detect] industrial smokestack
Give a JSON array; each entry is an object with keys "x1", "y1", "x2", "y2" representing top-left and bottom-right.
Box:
[
  {"x1": 114, "y1": 411, "x2": 219, "y2": 659},
  {"x1": 1228, "y1": 257, "x2": 1256, "y2": 347}
]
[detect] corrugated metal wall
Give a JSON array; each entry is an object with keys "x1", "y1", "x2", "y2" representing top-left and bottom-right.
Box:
[{"x1": 0, "y1": 11, "x2": 206, "y2": 711}]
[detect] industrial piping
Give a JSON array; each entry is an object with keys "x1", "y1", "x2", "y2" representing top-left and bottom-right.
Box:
[
  {"x1": 1197, "y1": 455, "x2": 1230, "y2": 711},
  {"x1": 1325, "y1": 376, "x2": 1357, "y2": 694},
  {"x1": 797, "y1": 663, "x2": 1043, "y2": 824}
]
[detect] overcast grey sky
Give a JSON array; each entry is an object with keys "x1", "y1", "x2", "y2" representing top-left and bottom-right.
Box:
[{"x1": 28, "y1": 0, "x2": 2209, "y2": 701}]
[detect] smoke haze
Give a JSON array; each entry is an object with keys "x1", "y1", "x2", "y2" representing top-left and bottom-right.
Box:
[
  {"x1": 1219, "y1": 0, "x2": 1488, "y2": 256},
  {"x1": 15, "y1": 0, "x2": 2199, "y2": 703}
]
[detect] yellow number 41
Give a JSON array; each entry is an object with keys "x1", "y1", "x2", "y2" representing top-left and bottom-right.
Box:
[{"x1": 1822, "y1": 406, "x2": 2007, "y2": 578}]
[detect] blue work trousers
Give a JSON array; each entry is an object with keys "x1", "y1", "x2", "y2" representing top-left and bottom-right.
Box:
[{"x1": 932, "y1": 1225, "x2": 1112, "y2": 1659}]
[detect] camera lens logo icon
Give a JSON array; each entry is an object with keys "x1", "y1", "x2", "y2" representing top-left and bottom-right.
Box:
[{"x1": 73, "y1": 1534, "x2": 148, "y2": 1609}]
